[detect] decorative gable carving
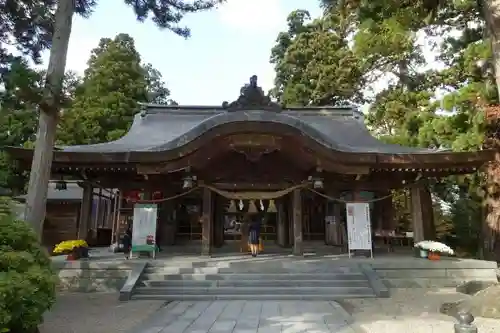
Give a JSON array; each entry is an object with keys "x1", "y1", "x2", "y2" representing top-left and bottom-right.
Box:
[{"x1": 223, "y1": 75, "x2": 282, "y2": 112}]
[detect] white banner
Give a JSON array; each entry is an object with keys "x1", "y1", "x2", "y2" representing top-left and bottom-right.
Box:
[
  {"x1": 131, "y1": 203, "x2": 158, "y2": 253},
  {"x1": 346, "y1": 202, "x2": 372, "y2": 251}
]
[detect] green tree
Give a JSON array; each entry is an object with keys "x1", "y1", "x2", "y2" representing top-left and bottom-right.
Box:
[
  {"x1": 23, "y1": 0, "x2": 225, "y2": 239},
  {"x1": 327, "y1": 0, "x2": 500, "y2": 259},
  {"x1": 0, "y1": 58, "x2": 81, "y2": 193},
  {"x1": 270, "y1": 7, "x2": 365, "y2": 106},
  {"x1": 143, "y1": 63, "x2": 176, "y2": 105},
  {"x1": 0, "y1": 1, "x2": 55, "y2": 66},
  {"x1": 320, "y1": 0, "x2": 493, "y2": 255},
  {"x1": 57, "y1": 34, "x2": 174, "y2": 145}
]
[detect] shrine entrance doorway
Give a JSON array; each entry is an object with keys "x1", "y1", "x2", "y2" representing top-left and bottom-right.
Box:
[{"x1": 210, "y1": 190, "x2": 290, "y2": 254}]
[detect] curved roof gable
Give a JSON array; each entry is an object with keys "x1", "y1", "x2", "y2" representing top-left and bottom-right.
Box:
[{"x1": 61, "y1": 106, "x2": 436, "y2": 154}]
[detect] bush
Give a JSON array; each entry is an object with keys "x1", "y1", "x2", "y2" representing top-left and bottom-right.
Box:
[{"x1": 0, "y1": 197, "x2": 57, "y2": 332}]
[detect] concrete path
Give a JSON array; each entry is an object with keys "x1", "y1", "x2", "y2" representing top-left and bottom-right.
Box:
[{"x1": 128, "y1": 300, "x2": 361, "y2": 333}]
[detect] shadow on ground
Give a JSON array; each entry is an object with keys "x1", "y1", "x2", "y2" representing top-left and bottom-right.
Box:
[{"x1": 39, "y1": 293, "x2": 165, "y2": 333}]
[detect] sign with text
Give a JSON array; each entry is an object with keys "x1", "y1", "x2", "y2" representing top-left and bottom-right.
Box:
[
  {"x1": 345, "y1": 202, "x2": 372, "y2": 255},
  {"x1": 131, "y1": 203, "x2": 158, "y2": 255}
]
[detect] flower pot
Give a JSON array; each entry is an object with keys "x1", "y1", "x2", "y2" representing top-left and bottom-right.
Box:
[
  {"x1": 79, "y1": 246, "x2": 89, "y2": 258},
  {"x1": 70, "y1": 246, "x2": 89, "y2": 260},
  {"x1": 428, "y1": 252, "x2": 440, "y2": 261},
  {"x1": 419, "y1": 249, "x2": 428, "y2": 258}
]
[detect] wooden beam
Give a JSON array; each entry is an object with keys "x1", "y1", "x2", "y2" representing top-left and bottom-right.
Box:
[{"x1": 77, "y1": 183, "x2": 93, "y2": 240}]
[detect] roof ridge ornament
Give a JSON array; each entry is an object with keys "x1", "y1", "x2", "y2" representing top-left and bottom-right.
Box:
[{"x1": 223, "y1": 75, "x2": 282, "y2": 112}]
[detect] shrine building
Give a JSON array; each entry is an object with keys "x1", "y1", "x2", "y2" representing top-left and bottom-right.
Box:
[{"x1": 6, "y1": 76, "x2": 494, "y2": 255}]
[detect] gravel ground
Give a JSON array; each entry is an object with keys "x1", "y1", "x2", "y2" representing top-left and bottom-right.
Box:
[
  {"x1": 39, "y1": 293, "x2": 164, "y2": 333},
  {"x1": 342, "y1": 288, "x2": 500, "y2": 333}
]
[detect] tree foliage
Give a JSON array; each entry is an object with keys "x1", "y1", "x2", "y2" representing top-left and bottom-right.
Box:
[
  {"x1": 269, "y1": 0, "x2": 497, "y2": 255},
  {"x1": 270, "y1": 8, "x2": 365, "y2": 106},
  {"x1": 57, "y1": 33, "x2": 174, "y2": 145},
  {"x1": 5, "y1": 0, "x2": 225, "y2": 239},
  {"x1": 0, "y1": 57, "x2": 80, "y2": 193}
]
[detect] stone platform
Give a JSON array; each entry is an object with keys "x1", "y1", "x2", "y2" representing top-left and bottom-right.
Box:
[{"x1": 52, "y1": 247, "x2": 498, "y2": 295}]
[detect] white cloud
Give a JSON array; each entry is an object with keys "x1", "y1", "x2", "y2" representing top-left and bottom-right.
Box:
[
  {"x1": 62, "y1": 36, "x2": 97, "y2": 74},
  {"x1": 217, "y1": 0, "x2": 286, "y2": 33}
]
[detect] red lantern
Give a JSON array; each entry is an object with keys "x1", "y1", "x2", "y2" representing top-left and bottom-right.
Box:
[
  {"x1": 152, "y1": 191, "x2": 162, "y2": 200},
  {"x1": 124, "y1": 190, "x2": 141, "y2": 202}
]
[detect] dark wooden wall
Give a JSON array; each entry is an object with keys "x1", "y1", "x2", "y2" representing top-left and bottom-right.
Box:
[{"x1": 43, "y1": 201, "x2": 80, "y2": 248}]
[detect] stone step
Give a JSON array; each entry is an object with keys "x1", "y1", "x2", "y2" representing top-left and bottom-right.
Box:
[
  {"x1": 144, "y1": 266, "x2": 361, "y2": 274},
  {"x1": 144, "y1": 267, "x2": 222, "y2": 274},
  {"x1": 142, "y1": 279, "x2": 371, "y2": 288},
  {"x1": 142, "y1": 273, "x2": 367, "y2": 281},
  {"x1": 134, "y1": 286, "x2": 375, "y2": 296},
  {"x1": 130, "y1": 293, "x2": 377, "y2": 301}
]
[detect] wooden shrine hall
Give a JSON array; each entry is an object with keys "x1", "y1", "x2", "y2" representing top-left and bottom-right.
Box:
[{"x1": 6, "y1": 75, "x2": 494, "y2": 256}]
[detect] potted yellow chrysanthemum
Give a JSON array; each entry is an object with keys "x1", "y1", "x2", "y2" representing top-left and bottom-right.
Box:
[{"x1": 53, "y1": 240, "x2": 89, "y2": 260}]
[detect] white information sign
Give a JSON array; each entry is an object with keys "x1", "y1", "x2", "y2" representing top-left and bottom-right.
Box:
[
  {"x1": 131, "y1": 203, "x2": 158, "y2": 258},
  {"x1": 345, "y1": 202, "x2": 373, "y2": 258}
]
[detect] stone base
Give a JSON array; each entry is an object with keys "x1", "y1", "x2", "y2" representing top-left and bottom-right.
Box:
[
  {"x1": 52, "y1": 254, "x2": 498, "y2": 294},
  {"x1": 371, "y1": 257, "x2": 498, "y2": 288},
  {"x1": 53, "y1": 260, "x2": 134, "y2": 292}
]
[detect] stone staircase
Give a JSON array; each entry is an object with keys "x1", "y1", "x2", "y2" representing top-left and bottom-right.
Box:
[{"x1": 131, "y1": 256, "x2": 389, "y2": 301}]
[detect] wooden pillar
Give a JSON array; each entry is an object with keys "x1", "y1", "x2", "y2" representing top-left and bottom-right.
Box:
[
  {"x1": 382, "y1": 193, "x2": 397, "y2": 230},
  {"x1": 335, "y1": 201, "x2": 345, "y2": 246},
  {"x1": 373, "y1": 191, "x2": 395, "y2": 231},
  {"x1": 213, "y1": 195, "x2": 224, "y2": 248},
  {"x1": 325, "y1": 198, "x2": 333, "y2": 245},
  {"x1": 157, "y1": 190, "x2": 177, "y2": 246},
  {"x1": 325, "y1": 191, "x2": 342, "y2": 246},
  {"x1": 77, "y1": 183, "x2": 93, "y2": 240},
  {"x1": 410, "y1": 183, "x2": 435, "y2": 242},
  {"x1": 277, "y1": 199, "x2": 287, "y2": 247},
  {"x1": 421, "y1": 185, "x2": 436, "y2": 240},
  {"x1": 372, "y1": 192, "x2": 382, "y2": 230},
  {"x1": 285, "y1": 195, "x2": 293, "y2": 246},
  {"x1": 201, "y1": 188, "x2": 213, "y2": 256},
  {"x1": 325, "y1": 202, "x2": 342, "y2": 246},
  {"x1": 292, "y1": 189, "x2": 303, "y2": 256}
]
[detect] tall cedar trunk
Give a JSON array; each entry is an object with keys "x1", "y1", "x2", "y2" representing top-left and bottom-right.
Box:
[
  {"x1": 24, "y1": 0, "x2": 75, "y2": 239},
  {"x1": 483, "y1": 0, "x2": 500, "y2": 260}
]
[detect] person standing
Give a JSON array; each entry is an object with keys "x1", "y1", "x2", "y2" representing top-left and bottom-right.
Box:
[
  {"x1": 122, "y1": 225, "x2": 132, "y2": 259},
  {"x1": 248, "y1": 215, "x2": 261, "y2": 257}
]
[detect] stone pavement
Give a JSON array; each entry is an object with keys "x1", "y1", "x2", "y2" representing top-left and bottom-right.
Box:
[
  {"x1": 127, "y1": 300, "x2": 361, "y2": 333},
  {"x1": 39, "y1": 293, "x2": 164, "y2": 333}
]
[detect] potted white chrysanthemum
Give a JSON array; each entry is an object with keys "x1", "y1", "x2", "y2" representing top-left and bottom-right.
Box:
[{"x1": 414, "y1": 240, "x2": 454, "y2": 260}]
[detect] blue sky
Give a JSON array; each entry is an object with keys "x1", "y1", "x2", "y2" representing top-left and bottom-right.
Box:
[{"x1": 41, "y1": 0, "x2": 322, "y2": 105}]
